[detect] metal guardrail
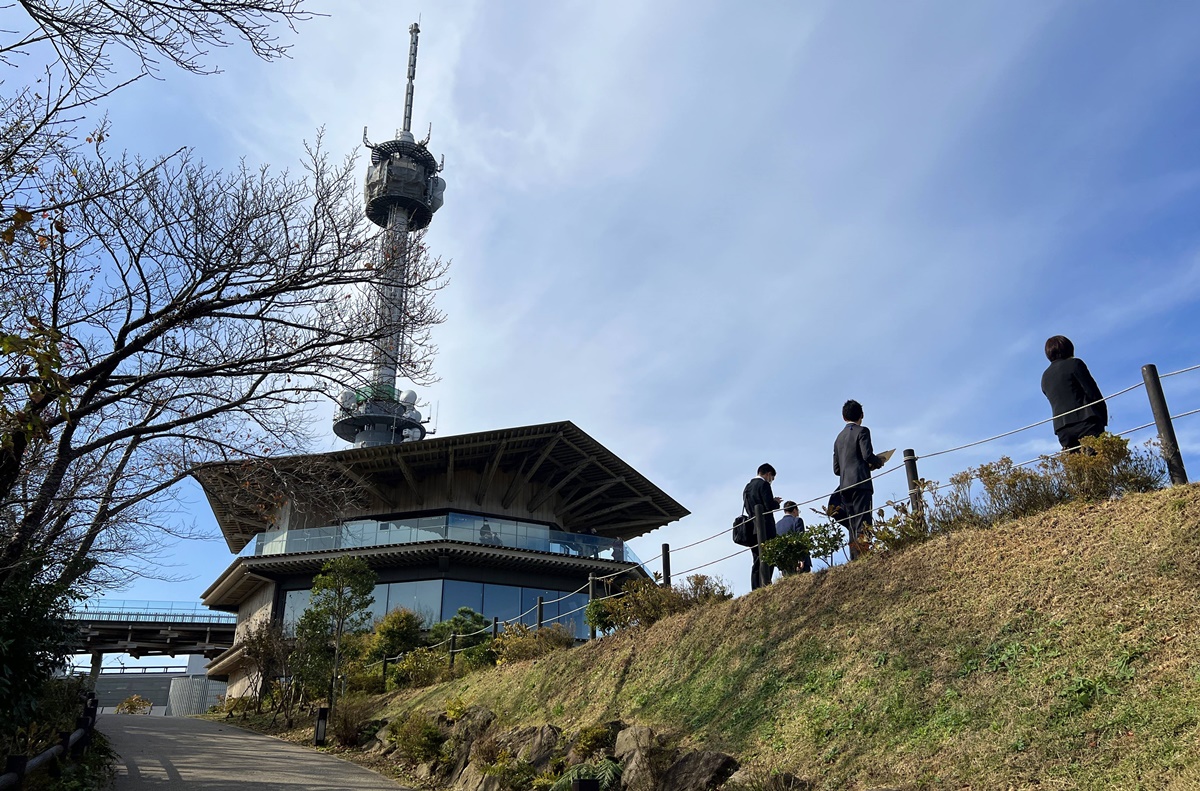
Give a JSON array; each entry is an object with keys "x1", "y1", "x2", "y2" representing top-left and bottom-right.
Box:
[
  {"x1": 0, "y1": 693, "x2": 98, "y2": 789},
  {"x1": 67, "y1": 665, "x2": 187, "y2": 675},
  {"x1": 70, "y1": 610, "x2": 236, "y2": 624},
  {"x1": 69, "y1": 600, "x2": 236, "y2": 625}
]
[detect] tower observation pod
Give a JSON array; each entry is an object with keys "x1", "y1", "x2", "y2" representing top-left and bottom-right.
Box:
[{"x1": 333, "y1": 22, "x2": 447, "y2": 448}]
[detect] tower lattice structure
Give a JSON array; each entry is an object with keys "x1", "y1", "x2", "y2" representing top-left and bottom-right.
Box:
[{"x1": 334, "y1": 22, "x2": 446, "y2": 448}]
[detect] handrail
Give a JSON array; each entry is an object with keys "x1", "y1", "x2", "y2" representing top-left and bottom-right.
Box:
[{"x1": 0, "y1": 694, "x2": 98, "y2": 789}]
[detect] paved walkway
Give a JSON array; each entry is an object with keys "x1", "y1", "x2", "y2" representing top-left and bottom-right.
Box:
[{"x1": 99, "y1": 715, "x2": 409, "y2": 790}]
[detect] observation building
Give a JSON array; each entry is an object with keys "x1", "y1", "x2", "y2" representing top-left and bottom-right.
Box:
[
  {"x1": 198, "y1": 422, "x2": 688, "y2": 695},
  {"x1": 196, "y1": 24, "x2": 687, "y2": 697}
]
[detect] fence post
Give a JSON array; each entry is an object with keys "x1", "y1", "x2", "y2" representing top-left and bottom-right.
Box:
[
  {"x1": 4, "y1": 756, "x2": 27, "y2": 782},
  {"x1": 754, "y1": 504, "x2": 770, "y2": 586},
  {"x1": 536, "y1": 596, "x2": 544, "y2": 629},
  {"x1": 588, "y1": 574, "x2": 597, "y2": 640},
  {"x1": 903, "y1": 449, "x2": 923, "y2": 518},
  {"x1": 491, "y1": 616, "x2": 499, "y2": 639},
  {"x1": 661, "y1": 543, "x2": 671, "y2": 587},
  {"x1": 449, "y1": 633, "x2": 457, "y2": 669},
  {"x1": 381, "y1": 657, "x2": 389, "y2": 686},
  {"x1": 1143, "y1": 364, "x2": 1189, "y2": 485}
]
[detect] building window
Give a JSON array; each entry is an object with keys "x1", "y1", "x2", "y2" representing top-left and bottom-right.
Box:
[
  {"x1": 442, "y1": 580, "x2": 483, "y2": 619},
  {"x1": 386, "y1": 580, "x2": 443, "y2": 625},
  {"x1": 281, "y1": 589, "x2": 311, "y2": 637}
]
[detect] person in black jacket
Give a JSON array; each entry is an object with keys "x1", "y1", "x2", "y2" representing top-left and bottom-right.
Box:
[
  {"x1": 1041, "y1": 335, "x2": 1107, "y2": 450},
  {"x1": 743, "y1": 463, "x2": 781, "y2": 590},
  {"x1": 833, "y1": 400, "x2": 885, "y2": 560}
]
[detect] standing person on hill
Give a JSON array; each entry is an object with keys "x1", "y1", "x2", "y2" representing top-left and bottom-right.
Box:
[
  {"x1": 833, "y1": 400, "x2": 885, "y2": 561},
  {"x1": 743, "y1": 463, "x2": 781, "y2": 590},
  {"x1": 1041, "y1": 335, "x2": 1108, "y2": 451}
]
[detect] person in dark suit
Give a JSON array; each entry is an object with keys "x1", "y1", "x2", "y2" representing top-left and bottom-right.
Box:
[
  {"x1": 1041, "y1": 335, "x2": 1107, "y2": 451},
  {"x1": 743, "y1": 463, "x2": 781, "y2": 590},
  {"x1": 833, "y1": 400, "x2": 885, "y2": 561}
]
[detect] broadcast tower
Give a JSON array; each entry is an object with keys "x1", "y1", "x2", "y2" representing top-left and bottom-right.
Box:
[{"x1": 334, "y1": 22, "x2": 446, "y2": 448}]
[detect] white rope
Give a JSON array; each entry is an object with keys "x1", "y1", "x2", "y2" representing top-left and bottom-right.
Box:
[
  {"x1": 920, "y1": 381, "x2": 1146, "y2": 460},
  {"x1": 1162, "y1": 363, "x2": 1200, "y2": 378}
]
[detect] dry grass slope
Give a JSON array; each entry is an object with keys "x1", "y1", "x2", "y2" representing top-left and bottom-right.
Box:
[{"x1": 388, "y1": 484, "x2": 1200, "y2": 790}]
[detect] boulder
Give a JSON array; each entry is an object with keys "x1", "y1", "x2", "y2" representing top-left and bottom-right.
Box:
[
  {"x1": 441, "y1": 706, "x2": 497, "y2": 782},
  {"x1": 525, "y1": 724, "x2": 562, "y2": 768},
  {"x1": 661, "y1": 750, "x2": 738, "y2": 791},
  {"x1": 724, "y1": 768, "x2": 813, "y2": 790},
  {"x1": 453, "y1": 761, "x2": 503, "y2": 791},
  {"x1": 614, "y1": 725, "x2": 663, "y2": 761},
  {"x1": 620, "y1": 748, "x2": 662, "y2": 791}
]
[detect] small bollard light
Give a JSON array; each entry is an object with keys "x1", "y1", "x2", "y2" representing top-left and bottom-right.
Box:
[
  {"x1": 314, "y1": 706, "x2": 330, "y2": 746},
  {"x1": 571, "y1": 780, "x2": 600, "y2": 791}
]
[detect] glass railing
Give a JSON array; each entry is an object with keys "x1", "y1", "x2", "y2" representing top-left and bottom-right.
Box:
[
  {"x1": 70, "y1": 600, "x2": 237, "y2": 624},
  {"x1": 254, "y1": 512, "x2": 641, "y2": 566}
]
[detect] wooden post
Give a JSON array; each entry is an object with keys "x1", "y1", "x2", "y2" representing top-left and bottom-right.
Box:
[
  {"x1": 754, "y1": 504, "x2": 770, "y2": 586},
  {"x1": 661, "y1": 543, "x2": 671, "y2": 587},
  {"x1": 1143, "y1": 364, "x2": 1189, "y2": 485},
  {"x1": 449, "y1": 633, "x2": 457, "y2": 669},
  {"x1": 491, "y1": 616, "x2": 499, "y2": 639},
  {"x1": 903, "y1": 449, "x2": 923, "y2": 518},
  {"x1": 588, "y1": 574, "x2": 597, "y2": 640},
  {"x1": 536, "y1": 596, "x2": 544, "y2": 629}
]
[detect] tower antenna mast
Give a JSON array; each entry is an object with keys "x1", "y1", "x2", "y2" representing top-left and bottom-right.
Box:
[
  {"x1": 334, "y1": 22, "x2": 447, "y2": 448},
  {"x1": 403, "y1": 22, "x2": 419, "y2": 134}
]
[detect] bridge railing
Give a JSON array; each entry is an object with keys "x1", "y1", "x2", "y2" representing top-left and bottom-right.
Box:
[{"x1": 69, "y1": 600, "x2": 237, "y2": 625}]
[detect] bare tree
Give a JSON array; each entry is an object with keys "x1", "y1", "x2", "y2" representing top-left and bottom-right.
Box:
[{"x1": 0, "y1": 142, "x2": 448, "y2": 591}]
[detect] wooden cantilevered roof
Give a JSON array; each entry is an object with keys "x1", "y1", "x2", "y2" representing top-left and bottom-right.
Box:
[{"x1": 193, "y1": 421, "x2": 689, "y2": 553}]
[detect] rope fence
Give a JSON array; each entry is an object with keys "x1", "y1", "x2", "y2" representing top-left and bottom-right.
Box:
[
  {"x1": 357, "y1": 358, "x2": 1198, "y2": 667},
  {"x1": 647, "y1": 359, "x2": 1200, "y2": 584}
]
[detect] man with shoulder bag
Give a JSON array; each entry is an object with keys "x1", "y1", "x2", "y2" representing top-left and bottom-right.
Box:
[{"x1": 741, "y1": 463, "x2": 781, "y2": 589}]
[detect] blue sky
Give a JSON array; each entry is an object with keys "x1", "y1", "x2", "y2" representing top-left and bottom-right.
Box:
[{"x1": 74, "y1": 1, "x2": 1200, "y2": 640}]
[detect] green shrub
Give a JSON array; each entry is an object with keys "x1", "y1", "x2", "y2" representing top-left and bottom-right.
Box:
[
  {"x1": 800, "y1": 519, "x2": 847, "y2": 567},
  {"x1": 25, "y1": 729, "x2": 118, "y2": 791},
  {"x1": 389, "y1": 647, "x2": 447, "y2": 689},
  {"x1": 366, "y1": 607, "x2": 424, "y2": 661},
  {"x1": 872, "y1": 434, "x2": 1167, "y2": 555},
  {"x1": 331, "y1": 693, "x2": 376, "y2": 746},
  {"x1": 428, "y1": 607, "x2": 490, "y2": 649},
  {"x1": 677, "y1": 573, "x2": 733, "y2": 604},
  {"x1": 481, "y1": 748, "x2": 538, "y2": 791},
  {"x1": 115, "y1": 694, "x2": 152, "y2": 715},
  {"x1": 573, "y1": 722, "x2": 617, "y2": 760},
  {"x1": 760, "y1": 532, "x2": 813, "y2": 575},
  {"x1": 387, "y1": 710, "x2": 446, "y2": 764},
  {"x1": 602, "y1": 574, "x2": 733, "y2": 631},
  {"x1": 459, "y1": 641, "x2": 498, "y2": 670},
  {"x1": 493, "y1": 623, "x2": 576, "y2": 665},
  {"x1": 584, "y1": 599, "x2": 614, "y2": 632},
  {"x1": 1054, "y1": 433, "x2": 1165, "y2": 499},
  {"x1": 550, "y1": 758, "x2": 623, "y2": 791}
]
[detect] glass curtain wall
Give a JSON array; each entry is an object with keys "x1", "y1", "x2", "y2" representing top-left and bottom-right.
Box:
[{"x1": 280, "y1": 579, "x2": 590, "y2": 638}]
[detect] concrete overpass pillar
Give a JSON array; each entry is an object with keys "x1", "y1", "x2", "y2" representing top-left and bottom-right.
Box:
[{"x1": 89, "y1": 651, "x2": 103, "y2": 688}]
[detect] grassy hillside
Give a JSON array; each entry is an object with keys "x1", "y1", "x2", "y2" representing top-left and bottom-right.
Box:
[{"x1": 389, "y1": 484, "x2": 1200, "y2": 789}]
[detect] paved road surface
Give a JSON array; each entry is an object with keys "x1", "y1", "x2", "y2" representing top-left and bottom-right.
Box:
[{"x1": 100, "y1": 715, "x2": 409, "y2": 790}]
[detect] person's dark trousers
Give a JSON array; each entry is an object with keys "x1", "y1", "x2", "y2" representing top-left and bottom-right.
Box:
[
  {"x1": 750, "y1": 545, "x2": 775, "y2": 589},
  {"x1": 841, "y1": 488, "x2": 873, "y2": 561},
  {"x1": 1057, "y1": 419, "x2": 1105, "y2": 452}
]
